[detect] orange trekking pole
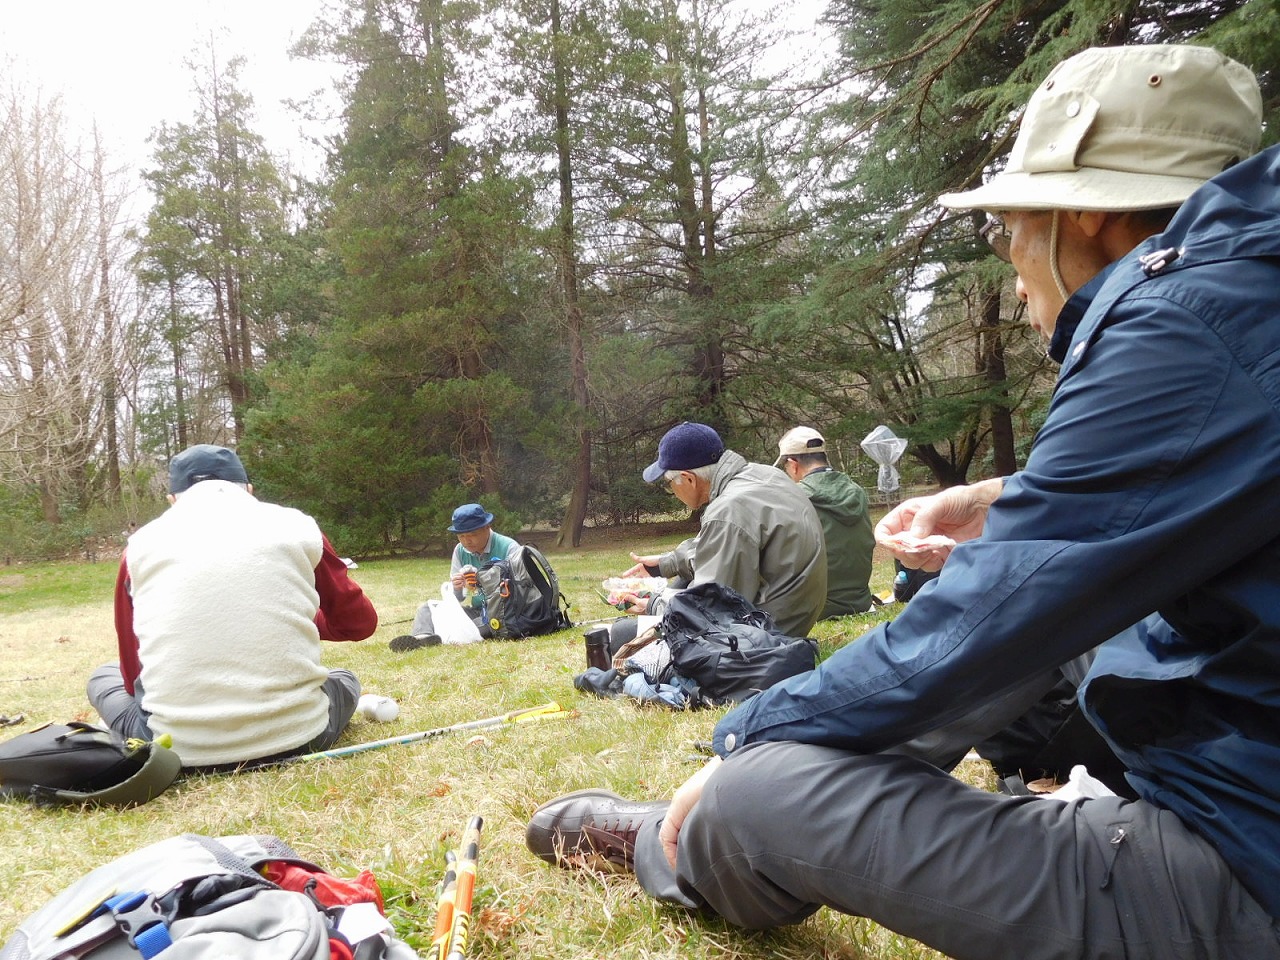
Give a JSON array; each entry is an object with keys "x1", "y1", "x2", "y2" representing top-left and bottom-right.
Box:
[
  {"x1": 444, "y1": 816, "x2": 483, "y2": 960},
  {"x1": 428, "y1": 850, "x2": 457, "y2": 960}
]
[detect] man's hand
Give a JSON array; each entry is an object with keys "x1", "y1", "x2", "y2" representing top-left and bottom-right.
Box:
[
  {"x1": 874, "y1": 477, "x2": 1005, "y2": 571},
  {"x1": 616, "y1": 591, "x2": 650, "y2": 615},
  {"x1": 620, "y1": 552, "x2": 663, "y2": 578},
  {"x1": 661, "y1": 756, "x2": 722, "y2": 870}
]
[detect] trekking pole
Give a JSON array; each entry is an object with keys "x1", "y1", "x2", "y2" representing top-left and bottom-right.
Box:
[
  {"x1": 444, "y1": 816, "x2": 483, "y2": 960},
  {"x1": 575, "y1": 615, "x2": 625, "y2": 628},
  {"x1": 429, "y1": 850, "x2": 458, "y2": 960},
  {"x1": 287, "y1": 702, "x2": 573, "y2": 763}
]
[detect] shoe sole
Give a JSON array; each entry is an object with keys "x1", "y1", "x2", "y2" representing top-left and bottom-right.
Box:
[{"x1": 389, "y1": 634, "x2": 442, "y2": 652}]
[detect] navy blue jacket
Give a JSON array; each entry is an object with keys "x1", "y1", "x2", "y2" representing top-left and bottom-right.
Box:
[{"x1": 714, "y1": 144, "x2": 1280, "y2": 916}]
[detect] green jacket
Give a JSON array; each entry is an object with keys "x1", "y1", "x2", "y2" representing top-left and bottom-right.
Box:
[{"x1": 800, "y1": 468, "x2": 874, "y2": 617}]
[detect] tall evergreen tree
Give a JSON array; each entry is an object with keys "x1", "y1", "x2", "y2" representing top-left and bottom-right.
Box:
[
  {"x1": 249, "y1": 0, "x2": 547, "y2": 550},
  {"x1": 138, "y1": 47, "x2": 290, "y2": 446}
]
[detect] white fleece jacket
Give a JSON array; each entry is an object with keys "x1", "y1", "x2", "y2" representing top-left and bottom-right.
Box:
[{"x1": 126, "y1": 480, "x2": 329, "y2": 765}]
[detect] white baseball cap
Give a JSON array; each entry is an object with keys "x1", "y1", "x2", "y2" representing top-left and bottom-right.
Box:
[{"x1": 774, "y1": 426, "x2": 826, "y2": 467}]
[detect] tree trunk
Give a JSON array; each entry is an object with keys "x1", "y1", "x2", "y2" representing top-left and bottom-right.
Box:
[
  {"x1": 666, "y1": 0, "x2": 722, "y2": 416},
  {"x1": 168, "y1": 279, "x2": 189, "y2": 450},
  {"x1": 94, "y1": 140, "x2": 121, "y2": 502},
  {"x1": 550, "y1": 0, "x2": 591, "y2": 549},
  {"x1": 979, "y1": 286, "x2": 1017, "y2": 476}
]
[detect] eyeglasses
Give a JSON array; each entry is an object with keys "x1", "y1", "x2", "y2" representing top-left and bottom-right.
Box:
[
  {"x1": 662, "y1": 473, "x2": 683, "y2": 495},
  {"x1": 979, "y1": 215, "x2": 1012, "y2": 263}
]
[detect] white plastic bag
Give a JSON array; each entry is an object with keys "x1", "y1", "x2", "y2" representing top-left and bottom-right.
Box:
[
  {"x1": 1043, "y1": 764, "x2": 1118, "y2": 802},
  {"x1": 430, "y1": 582, "x2": 483, "y2": 645}
]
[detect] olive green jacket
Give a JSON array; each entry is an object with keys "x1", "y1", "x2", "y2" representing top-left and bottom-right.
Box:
[
  {"x1": 800, "y1": 468, "x2": 875, "y2": 617},
  {"x1": 657, "y1": 450, "x2": 827, "y2": 637}
]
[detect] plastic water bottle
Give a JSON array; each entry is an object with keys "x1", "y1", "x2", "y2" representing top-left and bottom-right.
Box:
[{"x1": 460, "y1": 564, "x2": 478, "y2": 601}]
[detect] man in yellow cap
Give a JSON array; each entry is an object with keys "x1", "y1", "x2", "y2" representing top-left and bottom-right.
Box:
[{"x1": 527, "y1": 45, "x2": 1280, "y2": 959}]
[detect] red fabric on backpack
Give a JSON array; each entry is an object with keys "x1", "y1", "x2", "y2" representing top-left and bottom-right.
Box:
[{"x1": 262, "y1": 861, "x2": 385, "y2": 913}]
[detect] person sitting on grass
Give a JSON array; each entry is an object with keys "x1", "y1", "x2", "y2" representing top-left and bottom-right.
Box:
[
  {"x1": 525, "y1": 44, "x2": 1280, "y2": 960},
  {"x1": 390, "y1": 502, "x2": 521, "y2": 651},
  {"x1": 774, "y1": 425, "x2": 875, "y2": 617},
  {"x1": 88, "y1": 444, "x2": 378, "y2": 768},
  {"x1": 607, "y1": 421, "x2": 827, "y2": 657}
]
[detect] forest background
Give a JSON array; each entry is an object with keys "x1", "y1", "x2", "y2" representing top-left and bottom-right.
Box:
[{"x1": 3, "y1": 0, "x2": 1278, "y2": 561}]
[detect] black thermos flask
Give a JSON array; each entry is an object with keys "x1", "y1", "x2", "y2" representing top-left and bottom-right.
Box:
[{"x1": 584, "y1": 625, "x2": 611, "y2": 671}]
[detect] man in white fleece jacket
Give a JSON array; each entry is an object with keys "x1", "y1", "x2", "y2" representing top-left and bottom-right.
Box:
[{"x1": 87, "y1": 444, "x2": 379, "y2": 767}]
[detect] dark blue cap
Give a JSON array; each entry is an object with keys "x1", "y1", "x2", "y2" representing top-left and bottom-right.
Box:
[
  {"x1": 169, "y1": 444, "x2": 249, "y2": 493},
  {"x1": 448, "y1": 503, "x2": 495, "y2": 533},
  {"x1": 642, "y1": 422, "x2": 725, "y2": 483}
]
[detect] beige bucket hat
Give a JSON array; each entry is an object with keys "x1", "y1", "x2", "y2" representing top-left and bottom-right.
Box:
[{"x1": 938, "y1": 44, "x2": 1262, "y2": 213}]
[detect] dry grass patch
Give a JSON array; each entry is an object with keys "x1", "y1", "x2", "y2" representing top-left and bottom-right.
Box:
[{"x1": 1, "y1": 540, "x2": 976, "y2": 959}]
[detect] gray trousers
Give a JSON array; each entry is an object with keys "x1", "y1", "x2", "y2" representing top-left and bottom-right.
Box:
[
  {"x1": 409, "y1": 601, "x2": 438, "y2": 638},
  {"x1": 87, "y1": 664, "x2": 361, "y2": 763},
  {"x1": 633, "y1": 742, "x2": 1280, "y2": 960}
]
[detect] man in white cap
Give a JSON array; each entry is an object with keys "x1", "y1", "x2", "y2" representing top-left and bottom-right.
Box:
[
  {"x1": 774, "y1": 426, "x2": 875, "y2": 617},
  {"x1": 526, "y1": 45, "x2": 1280, "y2": 958}
]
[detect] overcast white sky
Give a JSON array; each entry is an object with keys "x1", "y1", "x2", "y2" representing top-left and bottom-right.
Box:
[
  {"x1": 1, "y1": 0, "x2": 830, "y2": 191},
  {"x1": 0, "y1": 0, "x2": 339, "y2": 182}
]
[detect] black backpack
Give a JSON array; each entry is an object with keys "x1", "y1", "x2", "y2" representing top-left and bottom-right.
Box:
[
  {"x1": 475, "y1": 544, "x2": 572, "y2": 639},
  {"x1": 0, "y1": 721, "x2": 181, "y2": 807},
  {"x1": 660, "y1": 582, "x2": 818, "y2": 706}
]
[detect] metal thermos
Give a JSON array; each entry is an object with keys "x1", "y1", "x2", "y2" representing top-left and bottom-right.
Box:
[{"x1": 584, "y1": 626, "x2": 611, "y2": 671}]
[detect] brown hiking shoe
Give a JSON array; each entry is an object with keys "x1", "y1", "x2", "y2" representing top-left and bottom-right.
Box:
[{"x1": 525, "y1": 789, "x2": 668, "y2": 873}]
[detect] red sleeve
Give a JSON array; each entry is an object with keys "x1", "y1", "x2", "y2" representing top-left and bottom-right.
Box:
[
  {"x1": 314, "y1": 534, "x2": 378, "y2": 641},
  {"x1": 114, "y1": 551, "x2": 142, "y2": 695}
]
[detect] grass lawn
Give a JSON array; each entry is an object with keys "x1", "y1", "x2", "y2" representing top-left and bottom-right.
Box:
[{"x1": 0, "y1": 530, "x2": 983, "y2": 959}]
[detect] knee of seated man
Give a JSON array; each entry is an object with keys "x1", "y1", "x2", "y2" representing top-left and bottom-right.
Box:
[{"x1": 701, "y1": 742, "x2": 813, "y2": 825}]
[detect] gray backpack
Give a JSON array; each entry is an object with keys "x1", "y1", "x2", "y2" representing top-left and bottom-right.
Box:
[
  {"x1": 0, "y1": 834, "x2": 422, "y2": 960},
  {"x1": 475, "y1": 544, "x2": 572, "y2": 638}
]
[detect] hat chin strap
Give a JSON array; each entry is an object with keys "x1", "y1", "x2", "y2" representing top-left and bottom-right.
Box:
[{"x1": 1049, "y1": 209, "x2": 1071, "y2": 303}]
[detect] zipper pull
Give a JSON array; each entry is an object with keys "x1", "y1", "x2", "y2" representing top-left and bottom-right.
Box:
[{"x1": 1100, "y1": 826, "x2": 1127, "y2": 889}]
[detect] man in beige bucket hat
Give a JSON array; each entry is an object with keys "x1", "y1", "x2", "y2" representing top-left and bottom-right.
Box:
[{"x1": 526, "y1": 43, "x2": 1280, "y2": 959}]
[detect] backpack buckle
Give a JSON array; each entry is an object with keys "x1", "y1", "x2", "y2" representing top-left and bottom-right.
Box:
[{"x1": 108, "y1": 891, "x2": 174, "y2": 958}]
